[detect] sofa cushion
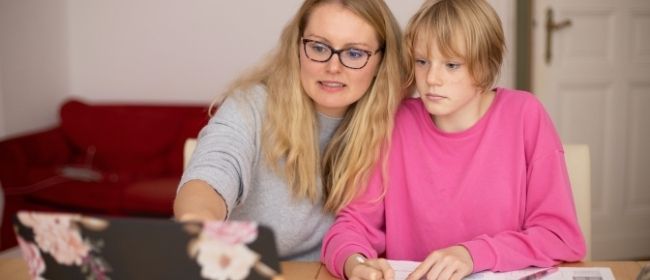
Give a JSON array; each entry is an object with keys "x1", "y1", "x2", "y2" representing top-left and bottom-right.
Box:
[
  {"x1": 0, "y1": 98, "x2": 210, "y2": 251},
  {"x1": 26, "y1": 179, "x2": 125, "y2": 214},
  {"x1": 22, "y1": 128, "x2": 71, "y2": 165},
  {"x1": 60, "y1": 100, "x2": 192, "y2": 178},
  {"x1": 165, "y1": 110, "x2": 210, "y2": 175}
]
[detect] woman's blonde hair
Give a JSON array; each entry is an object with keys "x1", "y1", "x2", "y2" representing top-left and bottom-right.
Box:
[
  {"x1": 403, "y1": 0, "x2": 505, "y2": 90},
  {"x1": 210, "y1": 0, "x2": 405, "y2": 213}
]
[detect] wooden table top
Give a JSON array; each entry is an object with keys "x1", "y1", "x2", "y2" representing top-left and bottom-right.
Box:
[{"x1": 0, "y1": 256, "x2": 646, "y2": 280}]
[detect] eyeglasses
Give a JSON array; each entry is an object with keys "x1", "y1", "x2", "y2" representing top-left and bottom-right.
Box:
[{"x1": 301, "y1": 38, "x2": 383, "y2": 69}]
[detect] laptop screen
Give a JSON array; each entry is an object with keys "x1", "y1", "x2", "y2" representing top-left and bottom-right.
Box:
[{"x1": 13, "y1": 211, "x2": 281, "y2": 280}]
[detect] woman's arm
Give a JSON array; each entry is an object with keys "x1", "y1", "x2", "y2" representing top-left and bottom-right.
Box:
[
  {"x1": 175, "y1": 89, "x2": 264, "y2": 222},
  {"x1": 174, "y1": 179, "x2": 227, "y2": 221}
]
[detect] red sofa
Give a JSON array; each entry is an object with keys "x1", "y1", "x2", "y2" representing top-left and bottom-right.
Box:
[{"x1": 0, "y1": 99, "x2": 209, "y2": 249}]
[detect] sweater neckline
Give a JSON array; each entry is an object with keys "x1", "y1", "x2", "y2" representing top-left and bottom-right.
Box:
[{"x1": 423, "y1": 87, "x2": 502, "y2": 138}]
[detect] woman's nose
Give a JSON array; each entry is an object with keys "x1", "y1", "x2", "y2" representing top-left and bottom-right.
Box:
[{"x1": 326, "y1": 53, "x2": 344, "y2": 73}]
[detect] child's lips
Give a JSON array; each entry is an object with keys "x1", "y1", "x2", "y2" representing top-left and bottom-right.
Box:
[{"x1": 425, "y1": 93, "x2": 447, "y2": 100}]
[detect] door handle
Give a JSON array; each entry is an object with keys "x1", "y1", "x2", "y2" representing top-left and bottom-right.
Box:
[{"x1": 545, "y1": 8, "x2": 572, "y2": 64}]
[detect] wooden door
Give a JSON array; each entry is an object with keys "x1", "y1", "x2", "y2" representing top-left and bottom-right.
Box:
[{"x1": 532, "y1": 0, "x2": 650, "y2": 260}]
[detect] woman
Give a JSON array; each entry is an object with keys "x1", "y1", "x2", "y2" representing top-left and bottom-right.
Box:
[{"x1": 174, "y1": 0, "x2": 405, "y2": 261}]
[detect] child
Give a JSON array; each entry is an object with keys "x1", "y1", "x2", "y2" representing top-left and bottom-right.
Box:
[{"x1": 321, "y1": 0, "x2": 586, "y2": 279}]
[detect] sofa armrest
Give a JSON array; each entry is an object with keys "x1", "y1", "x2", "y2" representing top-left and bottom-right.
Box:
[{"x1": 0, "y1": 127, "x2": 71, "y2": 188}]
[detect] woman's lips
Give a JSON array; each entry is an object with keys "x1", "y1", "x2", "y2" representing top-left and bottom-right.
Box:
[{"x1": 319, "y1": 81, "x2": 346, "y2": 93}]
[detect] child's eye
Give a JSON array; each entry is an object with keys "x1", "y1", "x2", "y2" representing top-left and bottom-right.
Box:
[
  {"x1": 415, "y1": 59, "x2": 428, "y2": 66},
  {"x1": 446, "y1": 63, "x2": 461, "y2": 70}
]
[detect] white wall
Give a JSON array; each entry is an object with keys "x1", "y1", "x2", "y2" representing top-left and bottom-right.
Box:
[
  {"x1": 0, "y1": 58, "x2": 5, "y2": 137},
  {"x1": 487, "y1": 0, "x2": 515, "y2": 89},
  {"x1": 66, "y1": 1, "x2": 302, "y2": 103},
  {"x1": 0, "y1": 0, "x2": 69, "y2": 139},
  {"x1": 64, "y1": 0, "x2": 425, "y2": 103},
  {"x1": 0, "y1": 0, "x2": 515, "y2": 139}
]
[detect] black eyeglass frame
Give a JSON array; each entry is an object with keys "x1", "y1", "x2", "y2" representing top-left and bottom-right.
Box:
[{"x1": 301, "y1": 38, "x2": 383, "y2": 69}]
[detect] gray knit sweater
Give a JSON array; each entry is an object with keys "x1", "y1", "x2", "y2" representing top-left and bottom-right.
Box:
[{"x1": 179, "y1": 85, "x2": 340, "y2": 260}]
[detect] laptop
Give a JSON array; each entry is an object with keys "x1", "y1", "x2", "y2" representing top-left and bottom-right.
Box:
[{"x1": 13, "y1": 211, "x2": 282, "y2": 280}]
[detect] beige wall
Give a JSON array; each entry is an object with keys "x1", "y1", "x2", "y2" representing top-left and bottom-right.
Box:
[
  {"x1": 0, "y1": 0, "x2": 515, "y2": 139},
  {"x1": 0, "y1": 0, "x2": 69, "y2": 139},
  {"x1": 66, "y1": 1, "x2": 304, "y2": 103},
  {"x1": 489, "y1": 0, "x2": 515, "y2": 89},
  {"x1": 0, "y1": 61, "x2": 5, "y2": 137}
]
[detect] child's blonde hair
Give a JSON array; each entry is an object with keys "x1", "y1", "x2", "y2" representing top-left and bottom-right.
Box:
[{"x1": 404, "y1": 0, "x2": 505, "y2": 90}]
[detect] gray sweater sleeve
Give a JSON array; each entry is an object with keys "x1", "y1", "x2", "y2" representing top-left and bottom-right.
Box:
[{"x1": 178, "y1": 87, "x2": 265, "y2": 216}]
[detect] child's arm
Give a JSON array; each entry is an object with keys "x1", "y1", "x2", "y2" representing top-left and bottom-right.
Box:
[
  {"x1": 321, "y1": 167, "x2": 388, "y2": 279},
  {"x1": 406, "y1": 245, "x2": 474, "y2": 280},
  {"x1": 463, "y1": 149, "x2": 586, "y2": 272},
  {"x1": 462, "y1": 99, "x2": 586, "y2": 272},
  {"x1": 344, "y1": 254, "x2": 395, "y2": 280}
]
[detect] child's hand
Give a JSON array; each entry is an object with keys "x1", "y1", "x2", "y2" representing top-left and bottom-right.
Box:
[
  {"x1": 344, "y1": 254, "x2": 395, "y2": 280},
  {"x1": 406, "y1": 246, "x2": 473, "y2": 280}
]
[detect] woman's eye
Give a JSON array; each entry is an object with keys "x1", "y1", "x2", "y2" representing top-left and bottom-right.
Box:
[
  {"x1": 415, "y1": 59, "x2": 428, "y2": 66},
  {"x1": 345, "y1": 49, "x2": 367, "y2": 60},
  {"x1": 310, "y1": 43, "x2": 329, "y2": 54}
]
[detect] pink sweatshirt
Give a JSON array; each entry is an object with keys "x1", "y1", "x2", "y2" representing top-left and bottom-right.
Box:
[{"x1": 321, "y1": 88, "x2": 586, "y2": 278}]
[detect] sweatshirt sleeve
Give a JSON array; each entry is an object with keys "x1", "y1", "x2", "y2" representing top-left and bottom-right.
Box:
[
  {"x1": 462, "y1": 96, "x2": 586, "y2": 272},
  {"x1": 321, "y1": 166, "x2": 387, "y2": 278},
  {"x1": 178, "y1": 89, "x2": 263, "y2": 217}
]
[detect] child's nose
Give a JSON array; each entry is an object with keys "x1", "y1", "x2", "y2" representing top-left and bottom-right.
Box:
[{"x1": 426, "y1": 65, "x2": 442, "y2": 86}]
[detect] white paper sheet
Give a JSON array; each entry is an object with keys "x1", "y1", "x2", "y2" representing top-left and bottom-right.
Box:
[{"x1": 387, "y1": 260, "x2": 615, "y2": 280}]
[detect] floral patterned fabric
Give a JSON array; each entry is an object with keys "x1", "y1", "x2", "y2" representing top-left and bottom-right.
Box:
[
  {"x1": 13, "y1": 211, "x2": 281, "y2": 280},
  {"x1": 15, "y1": 212, "x2": 110, "y2": 280}
]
